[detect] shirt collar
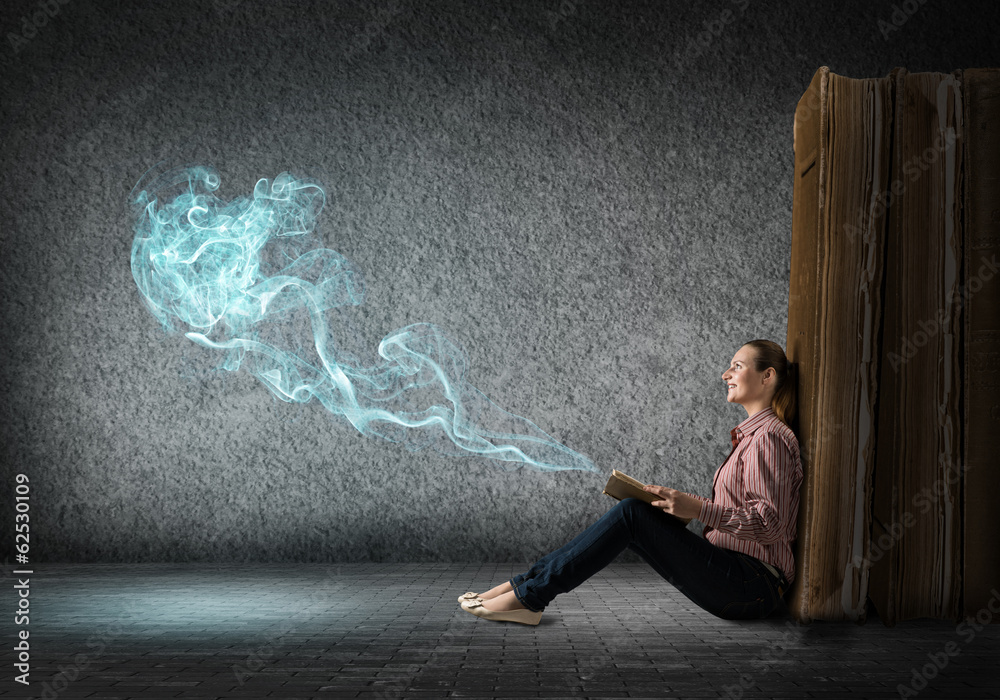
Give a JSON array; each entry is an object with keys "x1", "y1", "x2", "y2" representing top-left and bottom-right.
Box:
[{"x1": 730, "y1": 406, "x2": 776, "y2": 446}]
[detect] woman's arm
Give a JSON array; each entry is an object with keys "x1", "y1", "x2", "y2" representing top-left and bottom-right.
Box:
[{"x1": 697, "y1": 431, "x2": 798, "y2": 543}]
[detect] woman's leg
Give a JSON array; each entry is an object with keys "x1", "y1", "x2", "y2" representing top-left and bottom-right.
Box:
[
  {"x1": 509, "y1": 497, "x2": 783, "y2": 619},
  {"x1": 475, "y1": 507, "x2": 632, "y2": 607},
  {"x1": 622, "y1": 511, "x2": 783, "y2": 619},
  {"x1": 507, "y1": 497, "x2": 664, "y2": 611},
  {"x1": 478, "y1": 580, "x2": 512, "y2": 600},
  {"x1": 505, "y1": 500, "x2": 637, "y2": 597}
]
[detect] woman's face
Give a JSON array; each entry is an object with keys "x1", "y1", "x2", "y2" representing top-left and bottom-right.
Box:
[{"x1": 722, "y1": 345, "x2": 774, "y2": 409}]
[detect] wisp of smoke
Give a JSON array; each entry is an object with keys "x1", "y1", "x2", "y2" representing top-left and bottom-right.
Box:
[{"x1": 129, "y1": 165, "x2": 596, "y2": 472}]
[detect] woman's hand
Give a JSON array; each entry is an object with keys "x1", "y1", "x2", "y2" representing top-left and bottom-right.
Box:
[{"x1": 643, "y1": 485, "x2": 702, "y2": 522}]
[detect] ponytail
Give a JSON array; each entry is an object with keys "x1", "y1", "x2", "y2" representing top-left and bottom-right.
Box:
[
  {"x1": 743, "y1": 339, "x2": 798, "y2": 437},
  {"x1": 774, "y1": 361, "x2": 798, "y2": 437}
]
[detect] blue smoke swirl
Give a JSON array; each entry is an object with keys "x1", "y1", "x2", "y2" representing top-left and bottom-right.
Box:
[{"x1": 129, "y1": 165, "x2": 596, "y2": 472}]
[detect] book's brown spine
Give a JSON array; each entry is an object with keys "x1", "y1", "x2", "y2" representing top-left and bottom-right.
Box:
[
  {"x1": 961, "y1": 68, "x2": 1000, "y2": 621},
  {"x1": 786, "y1": 66, "x2": 828, "y2": 624}
]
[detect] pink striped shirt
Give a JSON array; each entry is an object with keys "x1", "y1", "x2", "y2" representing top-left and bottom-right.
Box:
[{"x1": 692, "y1": 406, "x2": 803, "y2": 584}]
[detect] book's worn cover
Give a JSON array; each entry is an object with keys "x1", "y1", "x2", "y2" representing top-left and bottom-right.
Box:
[
  {"x1": 786, "y1": 66, "x2": 894, "y2": 623},
  {"x1": 961, "y1": 68, "x2": 1000, "y2": 621}
]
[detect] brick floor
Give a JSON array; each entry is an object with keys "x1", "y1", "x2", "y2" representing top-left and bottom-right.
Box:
[{"x1": 3, "y1": 563, "x2": 998, "y2": 699}]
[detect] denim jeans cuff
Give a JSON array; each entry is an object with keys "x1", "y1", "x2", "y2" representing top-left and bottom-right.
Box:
[{"x1": 509, "y1": 578, "x2": 544, "y2": 613}]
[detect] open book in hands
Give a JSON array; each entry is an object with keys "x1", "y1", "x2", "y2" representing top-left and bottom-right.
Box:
[{"x1": 601, "y1": 469, "x2": 691, "y2": 524}]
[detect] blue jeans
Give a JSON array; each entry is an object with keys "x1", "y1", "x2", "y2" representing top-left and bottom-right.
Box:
[{"x1": 509, "y1": 497, "x2": 788, "y2": 620}]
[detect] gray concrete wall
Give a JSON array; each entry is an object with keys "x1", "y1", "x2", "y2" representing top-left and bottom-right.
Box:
[{"x1": 2, "y1": 0, "x2": 995, "y2": 562}]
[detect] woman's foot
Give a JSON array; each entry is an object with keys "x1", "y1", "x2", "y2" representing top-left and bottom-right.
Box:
[
  {"x1": 478, "y1": 590, "x2": 525, "y2": 612},
  {"x1": 460, "y1": 591, "x2": 541, "y2": 625},
  {"x1": 478, "y1": 580, "x2": 514, "y2": 600},
  {"x1": 457, "y1": 580, "x2": 515, "y2": 604}
]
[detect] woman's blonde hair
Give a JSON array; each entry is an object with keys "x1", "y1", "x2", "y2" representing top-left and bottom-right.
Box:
[{"x1": 743, "y1": 339, "x2": 798, "y2": 436}]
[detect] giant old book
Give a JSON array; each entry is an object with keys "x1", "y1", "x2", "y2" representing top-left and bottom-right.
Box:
[{"x1": 787, "y1": 66, "x2": 1000, "y2": 625}]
